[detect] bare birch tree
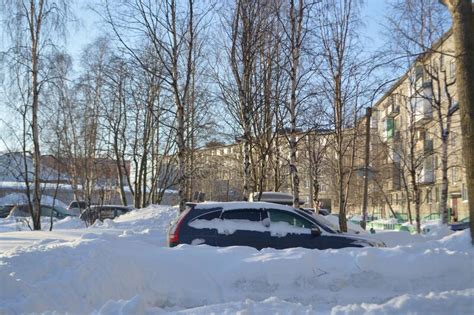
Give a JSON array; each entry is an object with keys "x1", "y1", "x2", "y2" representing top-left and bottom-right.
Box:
[
  {"x1": 315, "y1": 0, "x2": 366, "y2": 232},
  {"x1": 1, "y1": 0, "x2": 70, "y2": 230},
  {"x1": 104, "y1": 0, "x2": 204, "y2": 212}
]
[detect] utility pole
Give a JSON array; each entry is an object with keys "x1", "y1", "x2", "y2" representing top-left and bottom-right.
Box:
[{"x1": 361, "y1": 107, "x2": 372, "y2": 230}]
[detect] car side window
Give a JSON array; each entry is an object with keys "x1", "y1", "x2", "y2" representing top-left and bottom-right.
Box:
[
  {"x1": 268, "y1": 209, "x2": 315, "y2": 229},
  {"x1": 221, "y1": 209, "x2": 261, "y2": 222},
  {"x1": 196, "y1": 210, "x2": 222, "y2": 221},
  {"x1": 41, "y1": 206, "x2": 53, "y2": 217}
]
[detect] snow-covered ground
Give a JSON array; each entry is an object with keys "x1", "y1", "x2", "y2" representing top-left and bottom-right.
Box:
[{"x1": 0, "y1": 205, "x2": 473, "y2": 314}]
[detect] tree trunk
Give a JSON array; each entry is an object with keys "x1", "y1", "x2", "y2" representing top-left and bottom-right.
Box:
[
  {"x1": 361, "y1": 108, "x2": 372, "y2": 230},
  {"x1": 443, "y1": 0, "x2": 474, "y2": 243},
  {"x1": 411, "y1": 171, "x2": 422, "y2": 234},
  {"x1": 177, "y1": 100, "x2": 186, "y2": 212},
  {"x1": 440, "y1": 134, "x2": 449, "y2": 224},
  {"x1": 312, "y1": 180, "x2": 320, "y2": 211},
  {"x1": 30, "y1": 1, "x2": 43, "y2": 230},
  {"x1": 242, "y1": 135, "x2": 251, "y2": 201},
  {"x1": 288, "y1": 0, "x2": 303, "y2": 209}
]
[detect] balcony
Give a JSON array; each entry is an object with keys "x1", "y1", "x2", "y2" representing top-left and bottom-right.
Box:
[
  {"x1": 385, "y1": 102, "x2": 400, "y2": 118},
  {"x1": 417, "y1": 167, "x2": 434, "y2": 185},
  {"x1": 413, "y1": 98, "x2": 432, "y2": 126},
  {"x1": 412, "y1": 83, "x2": 433, "y2": 126}
]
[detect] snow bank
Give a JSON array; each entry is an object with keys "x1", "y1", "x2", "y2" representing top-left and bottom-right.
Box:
[
  {"x1": 0, "y1": 215, "x2": 86, "y2": 233},
  {"x1": 332, "y1": 289, "x2": 474, "y2": 315},
  {"x1": 0, "y1": 206, "x2": 472, "y2": 315}
]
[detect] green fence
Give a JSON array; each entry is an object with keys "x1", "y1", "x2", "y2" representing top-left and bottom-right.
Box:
[{"x1": 366, "y1": 221, "x2": 417, "y2": 232}]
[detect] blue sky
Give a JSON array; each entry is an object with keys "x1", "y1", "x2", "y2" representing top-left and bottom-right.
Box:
[
  {"x1": 66, "y1": 0, "x2": 391, "y2": 63},
  {"x1": 0, "y1": 0, "x2": 392, "y2": 153}
]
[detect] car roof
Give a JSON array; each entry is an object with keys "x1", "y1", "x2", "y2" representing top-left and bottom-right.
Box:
[
  {"x1": 192, "y1": 201, "x2": 298, "y2": 212},
  {"x1": 90, "y1": 205, "x2": 133, "y2": 209}
]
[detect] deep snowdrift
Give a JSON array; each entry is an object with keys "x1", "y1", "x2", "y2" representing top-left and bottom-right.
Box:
[{"x1": 0, "y1": 205, "x2": 472, "y2": 314}]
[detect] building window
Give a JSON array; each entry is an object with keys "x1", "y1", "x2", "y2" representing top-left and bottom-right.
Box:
[
  {"x1": 414, "y1": 65, "x2": 423, "y2": 82},
  {"x1": 386, "y1": 118, "x2": 394, "y2": 139},
  {"x1": 320, "y1": 184, "x2": 327, "y2": 192},
  {"x1": 450, "y1": 60, "x2": 456, "y2": 79},
  {"x1": 462, "y1": 183, "x2": 468, "y2": 201},
  {"x1": 435, "y1": 187, "x2": 439, "y2": 203},
  {"x1": 451, "y1": 132, "x2": 457, "y2": 146},
  {"x1": 427, "y1": 189, "x2": 433, "y2": 204},
  {"x1": 451, "y1": 167, "x2": 459, "y2": 182}
]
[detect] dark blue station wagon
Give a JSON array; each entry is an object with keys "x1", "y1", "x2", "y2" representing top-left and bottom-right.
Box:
[{"x1": 168, "y1": 202, "x2": 385, "y2": 250}]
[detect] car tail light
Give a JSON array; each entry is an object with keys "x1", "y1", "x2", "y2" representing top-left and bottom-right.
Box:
[{"x1": 168, "y1": 207, "x2": 191, "y2": 245}]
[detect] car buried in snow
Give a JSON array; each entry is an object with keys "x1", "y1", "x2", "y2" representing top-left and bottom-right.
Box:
[
  {"x1": 449, "y1": 217, "x2": 470, "y2": 231},
  {"x1": 168, "y1": 202, "x2": 385, "y2": 250},
  {"x1": 0, "y1": 204, "x2": 15, "y2": 218},
  {"x1": 9, "y1": 204, "x2": 76, "y2": 219},
  {"x1": 80, "y1": 205, "x2": 134, "y2": 225}
]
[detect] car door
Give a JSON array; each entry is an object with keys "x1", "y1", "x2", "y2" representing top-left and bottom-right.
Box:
[
  {"x1": 266, "y1": 209, "x2": 326, "y2": 250},
  {"x1": 216, "y1": 208, "x2": 270, "y2": 250},
  {"x1": 40, "y1": 206, "x2": 53, "y2": 217}
]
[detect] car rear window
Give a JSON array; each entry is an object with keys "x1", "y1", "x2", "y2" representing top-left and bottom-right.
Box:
[
  {"x1": 221, "y1": 209, "x2": 261, "y2": 221},
  {"x1": 196, "y1": 210, "x2": 222, "y2": 221}
]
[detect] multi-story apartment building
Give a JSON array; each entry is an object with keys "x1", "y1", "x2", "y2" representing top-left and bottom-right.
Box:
[
  {"x1": 370, "y1": 30, "x2": 468, "y2": 221},
  {"x1": 185, "y1": 30, "x2": 468, "y2": 221},
  {"x1": 188, "y1": 131, "x2": 342, "y2": 212}
]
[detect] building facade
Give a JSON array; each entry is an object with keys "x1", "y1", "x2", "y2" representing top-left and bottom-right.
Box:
[
  {"x1": 177, "y1": 31, "x2": 469, "y2": 221},
  {"x1": 370, "y1": 30, "x2": 468, "y2": 221}
]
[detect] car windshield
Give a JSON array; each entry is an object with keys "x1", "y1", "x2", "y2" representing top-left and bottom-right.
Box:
[
  {"x1": 70, "y1": 201, "x2": 87, "y2": 209},
  {"x1": 54, "y1": 206, "x2": 69, "y2": 214},
  {"x1": 295, "y1": 209, "x2": 338, "y2": 233}
]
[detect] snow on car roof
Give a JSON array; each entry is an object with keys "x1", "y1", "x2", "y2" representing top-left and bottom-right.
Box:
[{"x1": 193, "y1": 201, "x2": 298, "y2": 212}]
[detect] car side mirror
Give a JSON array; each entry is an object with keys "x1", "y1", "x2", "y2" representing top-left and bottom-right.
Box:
[
  {"x1": 311, "y1": 228, "x2": 322, "y2": 237},
  {"x1": 262, "y1": 218, "x2": 271, "y2": 228}
]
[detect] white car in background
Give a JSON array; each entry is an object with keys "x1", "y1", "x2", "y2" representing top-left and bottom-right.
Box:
[
  {"x1": 67, "y1": 200, "x2": 88, "y2": 215},
  {"x1": 313, "y1": 213, "x2": 367, "y2": 234}
]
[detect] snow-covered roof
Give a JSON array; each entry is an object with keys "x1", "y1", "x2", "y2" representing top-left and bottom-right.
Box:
[
  {"x1": 0, "y1": 193, "x2": 68, "y2": 208},
  {"x1": 0, "y1": 153, "x2": 69, "y2": 182}
]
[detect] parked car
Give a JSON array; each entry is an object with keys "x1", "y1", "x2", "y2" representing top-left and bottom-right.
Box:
[
  {"x1": 67, "y1": 200, "x2": 88, "y2": 215},
  {"x1": 80, "y1": 205, "x2": 133, "y2": 225},
  {"x1": 0, "y1": 204, "x2": 15, "y2": 218},
  {"x1": 9, "y1": 204, "x2": 76, "y2": 219},
  {"x1": 449, "y1": 217, "x2": 470, "y2": 231},
  {"x1": 168, "y1": 202, "x2": 385, "y2": 250},
  {"x1": 301, "y1": 207, "x2": 331, "y2": 216}
]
